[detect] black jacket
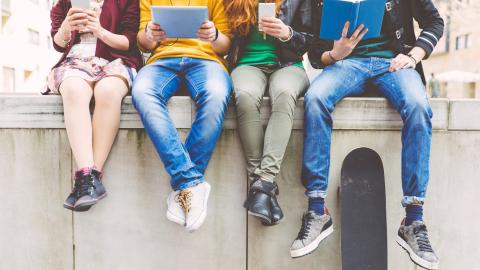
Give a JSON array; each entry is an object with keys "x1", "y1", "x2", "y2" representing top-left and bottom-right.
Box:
[
  {"x1": 227, "y1": 0, "x2": 313, "y2": 70},
  {"x1": 309, "y1": 0, "x2": 444, "y2": 83}
]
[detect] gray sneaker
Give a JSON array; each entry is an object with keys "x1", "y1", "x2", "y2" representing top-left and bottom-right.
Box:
[
  {"x1": 396, "y1": 220, "x2": 439, "y2": 270},
  {"x1": 290, "y1": 210, "x2": 334, "y2": 258}
]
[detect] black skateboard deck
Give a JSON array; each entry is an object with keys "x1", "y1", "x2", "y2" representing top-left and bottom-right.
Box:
[{"x1": 341, "y1": 148, "x2": 388, "y2": 270}]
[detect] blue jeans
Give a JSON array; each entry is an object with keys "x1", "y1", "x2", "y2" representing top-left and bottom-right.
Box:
[
  {"x1": 132, "y1": 57, "x2": 231, "y2": 190},
  {"x1": 302, "y1": 57, "x2": 433, "y2": 207}
]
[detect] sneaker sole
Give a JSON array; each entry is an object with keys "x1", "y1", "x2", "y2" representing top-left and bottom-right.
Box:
[
  {"x1": 396, "y1": 235, "x2": 439, "y2": 270},
  {"x1": 74, "y1": 193, "x2": 108, "y2": 210},
  {"x1": 290, "y1": 224, "x2": 334, "y2": 258},
  {"x1": 247, "y1": 211, "x2": 272, "y2": 224},
  {"x1": 186, "y1": 183, "x2": 211, "y2": 232},
  {"x1": 63, "y1": 203, "x2": 91, "y2": 212}
]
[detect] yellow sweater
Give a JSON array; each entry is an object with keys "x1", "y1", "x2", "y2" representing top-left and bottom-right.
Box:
[{"x1": 139, "y1": 0, "x2": 231, "y2": 69}]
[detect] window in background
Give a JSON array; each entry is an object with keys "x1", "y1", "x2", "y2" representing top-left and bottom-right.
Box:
[
  {"x1": 28, "y1": 29, "x2": 40, "y2": 45},
  {"x1": 455, "y1": 34, "x2": 471, "y2": 50},
  {"x1": 3, "y1": 67, "x2": 16, "y2": 92}
]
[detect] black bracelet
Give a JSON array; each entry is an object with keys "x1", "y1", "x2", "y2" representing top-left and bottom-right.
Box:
[
  {"x1": 328, "y1": 51, "x2": 339, "y2": 63},
  {"x1": 213, "y1": 28, "x2": 219, "y2": 42},
  {"x1": 407, "y1": 54, "x2": 418, "y2": 65}
]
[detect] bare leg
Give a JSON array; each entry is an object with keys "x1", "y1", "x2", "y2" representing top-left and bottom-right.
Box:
[
  {"x1": 92, "y1": 76, "x2": 128, "y2": 170},
  {"x1": 59, "y1": 77, "x2": 95, "y2": 168}
]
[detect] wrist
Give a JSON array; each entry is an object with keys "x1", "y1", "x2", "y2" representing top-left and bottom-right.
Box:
[
  {"x1": 329, "y1": 50, "x2": 341, "y2": 62},
  {"x1": 407, "y1": 53, "x2": 418, "y2": 65},
  {"x1": 212, "y1": 28, "x2": 219, "y2": 42},
  {"x1": 278, "y1": 26, "x2": 293, "y2": 42}
]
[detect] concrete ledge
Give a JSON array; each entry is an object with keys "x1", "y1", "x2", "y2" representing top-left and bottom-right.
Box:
[{"x1": 0, "y1": 95, "x2": 469, "y2": 130}]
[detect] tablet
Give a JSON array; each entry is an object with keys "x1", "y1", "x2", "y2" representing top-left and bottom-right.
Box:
[{"x1": 151, "y1": 6, "x2": 209, "y2": 39}]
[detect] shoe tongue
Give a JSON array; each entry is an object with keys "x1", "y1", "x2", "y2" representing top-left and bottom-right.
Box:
[
  {"x1": 306, "y1": 210, "x2": 321, "y2": 219},
  {"x1": 411, "y1": 220, "x2": 425, "y2": 227}
]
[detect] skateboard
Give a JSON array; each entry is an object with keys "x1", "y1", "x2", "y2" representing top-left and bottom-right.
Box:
[{"x1": 341, "y1": 147, "x2": 388, "y2": 270}]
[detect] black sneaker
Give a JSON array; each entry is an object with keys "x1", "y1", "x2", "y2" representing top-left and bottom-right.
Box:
[
  {"x1": 396, "y1": 219, "x2": 440, "y2": 270},
  {"x1": 290, "y1": 209, "x2": 334, "y2": 258},
  {"x1": 63, "y1": 172, "x2": 92, "y2": 212},
  {"x1": 74, "y1": 169, "x2": 107, "y2": 210}
]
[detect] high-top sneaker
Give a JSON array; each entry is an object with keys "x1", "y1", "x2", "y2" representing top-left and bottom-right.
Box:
[{"x1": 74, "y1": 168, "x2": 107, "y2": 210}]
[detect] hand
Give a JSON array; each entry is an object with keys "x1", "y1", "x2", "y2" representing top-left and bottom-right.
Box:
[
  {"x1": 84, "y1": 9, "x2": 105, "y2": 37},
  {"x1": 197, "y1": 21, "x2": 217, "y2": 42},
  {"x1": 63, "y1": 7, "x2": 88, "y2": 33},
  {"x1": 259, "y1": 17, "x2": 290, "y2": 40},
  {"x1": 330, "y1": 21, "x2": 368, "y2": 61},
  {"x1": 389, "y1": 54, "x2": 417, "y2": 72},
  {"x1": 145, "y1": 21, "x2": 166, "y2": 42}
]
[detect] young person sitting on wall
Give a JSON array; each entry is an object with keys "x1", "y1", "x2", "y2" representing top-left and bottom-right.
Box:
[
  {"x1": 132, "y1": 0, "x2": 232, "y2": 232},
  {"x1": 46, "y1": 0, "x2": 143, "y2": 212},
  {"x1": 224, "y1": 0, "x2": 311, "y2": 226},
  {"x1": 290, "y1": 1, "x2": 444, "y2": 269}
]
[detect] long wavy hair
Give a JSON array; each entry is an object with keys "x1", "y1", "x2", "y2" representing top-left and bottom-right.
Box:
[{"x1": 224, "y1": 0, "x2": 282, "y2": 36}]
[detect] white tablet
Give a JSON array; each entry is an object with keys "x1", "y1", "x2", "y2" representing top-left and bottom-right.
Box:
[{"x1": 151, "y1": 6, "x2": 209, "y2": 39}]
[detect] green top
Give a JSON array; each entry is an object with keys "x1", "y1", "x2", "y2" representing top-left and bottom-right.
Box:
[
  {"x1": 237, "y1": 28, "x2": 303, "y2": 68},
  {"x1": 347, "y1": 34, "x2": 396, "y2": 59}
]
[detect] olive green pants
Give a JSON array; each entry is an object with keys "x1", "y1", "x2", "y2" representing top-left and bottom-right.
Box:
[{"x1": 231, "y1": 65, "x2": 309, "y2": 182}]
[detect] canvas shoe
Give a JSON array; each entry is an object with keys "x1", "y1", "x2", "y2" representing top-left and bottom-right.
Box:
[
  {"x1": 290, "y1": 209, "x2": 334, "y2": 258},
  {"x1": 396, "y1": 219, "x2": 440, "y2": 270},
  {"x1": 183, "y1": 182, "x2": 211, "y2": 232},
  {"x1": 166, "y1": 190, "x2": 186, "y2": 225}
]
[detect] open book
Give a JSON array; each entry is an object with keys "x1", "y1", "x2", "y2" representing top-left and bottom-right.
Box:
[{"x1": 320, "y1": 0, "x2": 387, "y2": 40}]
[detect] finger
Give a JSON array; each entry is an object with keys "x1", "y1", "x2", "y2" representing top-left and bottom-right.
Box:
[
  {"x1": 260, "y1": 17, "x2": 278, "y2": 23},
  {"x1": 200, "y1": 21, "x2": 214, "y2": 29},
  {"x1": 68, "y1": 7, "x2": 84, "y2": 15},
  {"x1": 350, "y1": 24, "x2": 364, "y2": 40},
  {"x1": 151, "y1": 31, "x2": 166, "y2": 38},
  {"x1": 341, "y1": 21, "x2": 350, "y2": 38},
  {"x1": 261, "y1": 27, "x2": 282, "y2": 35},
  {"x1": 260, "y1": 21, "x2": 282, "y2": 29},
  {"x1": 148, "y1": 22, "x2": 162, "y2": 30},
  {"x1": 354, "y1": 28, "x2": 369, "y2": 44},
  {"x1": 70, "y1": 13, "x2": 88, "y2": 20},
  {"x1": 70, "y1": 19, "x2": 89, "y2": 26}
]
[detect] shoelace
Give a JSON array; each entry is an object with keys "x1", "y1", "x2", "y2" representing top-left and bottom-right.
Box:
[
  {"x1": 176, "y1": 190, "x2": 192, "y2": 214},
  {"x1": 413, "y1": 225, "x2": 434, "y2": 252},
  {"x1": 297, "y1": 213, "x2": 313, "y2": 240},
  {"x1": 76, "y1": 174, "x2": 96, "y2": 197}
]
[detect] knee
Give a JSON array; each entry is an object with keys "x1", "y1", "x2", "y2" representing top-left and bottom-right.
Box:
[
  {"x1": 271, "y1": 90, "x2": 298, "y2": 114},
  {"x1": 202, "y1": 83, "x2": 230, "y2": 111},
  {"x1": 235, "y1": 89, "x2": 262, "y2": 113},
  {"x1": 94, "y1": 87, "x2": 124, "y2": 108},
  {"x1": 61, "y1": 83, "x2": 92, "y2": 106},
  {"x1": 304, "y1": 88, "x2": 332, "y2": 115},
  {"x1": 402, "y1": 97, "x2": 432, "y2": 123}
]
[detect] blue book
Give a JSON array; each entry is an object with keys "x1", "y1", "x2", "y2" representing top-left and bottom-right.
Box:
[{"x1": 320, "y1": 0, "x2": 387, "y2": 40}]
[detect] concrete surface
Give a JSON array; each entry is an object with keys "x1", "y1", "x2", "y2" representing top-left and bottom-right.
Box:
[{"x1": 1, "y1": 95, "x2": 479, "y2": 270}]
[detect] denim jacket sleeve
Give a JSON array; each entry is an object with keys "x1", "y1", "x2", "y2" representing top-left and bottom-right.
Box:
[{"x1": 410, "y1": 0, "x2": 444, "y2": 59}]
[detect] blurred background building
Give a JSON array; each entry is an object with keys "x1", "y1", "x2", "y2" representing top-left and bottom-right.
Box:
[
  {"x1": 0, "y1": 0, "x2": 60, "y2": 93},
  {"x1": 423, "y1": 0, "x2": 480, "y2": 98},
  {"x1": 0, "y1": 0, "x2": 479, "y2": 98}
]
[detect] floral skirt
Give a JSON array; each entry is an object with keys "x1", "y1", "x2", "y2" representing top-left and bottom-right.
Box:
[{"x1": 44, "y1": 57, "x2": 136, "y2": 95}]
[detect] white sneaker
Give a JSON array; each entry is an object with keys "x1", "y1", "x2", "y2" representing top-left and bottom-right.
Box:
[
  {"x1": 184, "y1": 182, "x2": 211, "y2": 232},
  {"x1": 166, "y1": 190, "x2": 186, "y2": 225}
]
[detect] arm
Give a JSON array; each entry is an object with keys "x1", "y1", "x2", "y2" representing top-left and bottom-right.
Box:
[
  {"x1": 411, "y1": 0, "x2": 444, "y2": 59},
  {"x1": 51, "y1": 1, "x2": 87, "y2": 51},
  {"x1": 137, "y1": 0, "x2": 160, "y2": 52},
  {"x1": 84, "y1": 9, "x2": 129, "y2": 51},
  {"x1": 389, "y1": 0, "x2": 444, "y2": 72},
  {"x1": 203, "y1": 0, "x2": 232, "y2": 56}
]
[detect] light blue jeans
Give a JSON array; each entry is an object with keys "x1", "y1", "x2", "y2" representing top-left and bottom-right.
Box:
[
  {"x1": 132, "y1": 57, "x2": 231, "y2": 190},
  {"x1": 302, "y1": 57, "x2": 433, "y2": 207}
]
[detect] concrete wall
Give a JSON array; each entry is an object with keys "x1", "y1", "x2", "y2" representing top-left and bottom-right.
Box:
[{"x1": 0, "y1": 95, "x2": 479, "y2": 270}]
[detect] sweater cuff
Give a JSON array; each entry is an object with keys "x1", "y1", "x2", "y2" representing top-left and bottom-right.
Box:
[{"x1": 414, "y1": 31, "x2": 440, "y2": 59}]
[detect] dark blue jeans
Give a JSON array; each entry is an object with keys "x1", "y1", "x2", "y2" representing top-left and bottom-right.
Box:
[
  {"x1": 132, "y1": 57, "x2": 231, "y2": 190},
  {"x1": 302, "y1": 57, "x2": 432, "y2": 207}
]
